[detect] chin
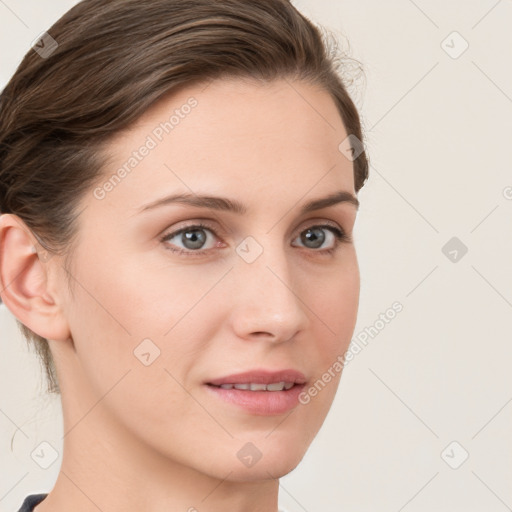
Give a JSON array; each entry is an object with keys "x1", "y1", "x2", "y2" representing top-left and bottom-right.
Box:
[
  {"x1": 215, "y1": 431, "x2": 313, "y2": 482},
  {"x1": 223, "y1": 451, "x2": 306, "y2": 483}
]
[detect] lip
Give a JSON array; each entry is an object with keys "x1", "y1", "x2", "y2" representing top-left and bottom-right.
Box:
[{"x1": 204, "y1": 368, "x2": 307, "y2": 415}]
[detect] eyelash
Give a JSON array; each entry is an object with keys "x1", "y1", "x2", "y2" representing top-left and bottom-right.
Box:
[{"x1": 159, "y1": 221, "x2": 352, "y2": 258}]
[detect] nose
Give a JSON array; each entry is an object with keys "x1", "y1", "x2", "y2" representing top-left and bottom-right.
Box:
[{"x1": 228, "y1": 242, "x2": 310, "y2": 343}]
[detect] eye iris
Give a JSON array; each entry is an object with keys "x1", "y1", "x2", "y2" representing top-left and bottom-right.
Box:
[
  {"x1": 301, "y1": 227, "x2": 325, "y2": 249},
  {"x1": 182, "y1": 229, "x2": 207, "y2": 249}
]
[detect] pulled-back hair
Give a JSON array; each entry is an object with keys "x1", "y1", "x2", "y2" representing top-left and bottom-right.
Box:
[{"x1": 0, "y1": 0, "x2": 369, "y2": 394}]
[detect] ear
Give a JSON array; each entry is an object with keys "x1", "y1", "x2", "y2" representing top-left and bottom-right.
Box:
[{"x1": 0, "y1": 213, "x2": 71, "y2": 342}]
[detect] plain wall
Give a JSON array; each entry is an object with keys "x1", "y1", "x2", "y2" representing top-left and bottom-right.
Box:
[{"x1": 1, "y1": 1, "x2": 511, "y2": 511}]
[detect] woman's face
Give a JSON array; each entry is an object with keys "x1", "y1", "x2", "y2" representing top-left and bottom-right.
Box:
[{"x1": 52, "y1": 78, "x2": 360, "y2": 481}]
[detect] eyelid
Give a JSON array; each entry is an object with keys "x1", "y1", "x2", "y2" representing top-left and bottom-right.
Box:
[{"x1": 161, "y1": 220, "x2": 218, "y2": 238}]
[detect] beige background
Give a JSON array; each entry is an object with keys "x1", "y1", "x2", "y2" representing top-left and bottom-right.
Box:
[{"x1": 1, "y1": 1, "x2": 511, "y2": 511}]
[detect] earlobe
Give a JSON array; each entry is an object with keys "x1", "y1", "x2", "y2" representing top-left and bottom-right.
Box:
[{"x1": 0, "y1": 213, "x2": 71, "y2": 342}]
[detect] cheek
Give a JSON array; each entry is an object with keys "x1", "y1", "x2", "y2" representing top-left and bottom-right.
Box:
[
  {"x1": 310, "y1": 256, "x2": 360, "y2": 356},
  {"x1": 63, "y1": 249, "x2": 224, "y2": 393},
  {"x1": 62, "y1": 264, "x2": 209, "y2": 444},
  {"x1": 293, "y1": 257, "x2": 359, "y2": 428},
  {"x1": 68, "y1": 247, "x2": 214, "y2": 340}
]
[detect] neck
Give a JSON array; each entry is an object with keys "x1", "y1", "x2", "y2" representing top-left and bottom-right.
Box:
[{"x1": 36, "y1": 407, "x2": 280, "y2": 512}]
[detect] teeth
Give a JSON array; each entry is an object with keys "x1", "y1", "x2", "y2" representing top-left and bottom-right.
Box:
[
  {"x1": 266, "y1": 382, "x2": 285, "y2": 391},
  {"x1": 216, "y1": 382, "x2": 295, "y2": 391},
  {"x1": 249, "y1": 383, "x2": 267, "y2": 391}
]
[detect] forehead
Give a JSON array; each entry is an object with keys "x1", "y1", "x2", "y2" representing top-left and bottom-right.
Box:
[{"x1": 92, "y1": 78, "x2": 355, "y2": 213}]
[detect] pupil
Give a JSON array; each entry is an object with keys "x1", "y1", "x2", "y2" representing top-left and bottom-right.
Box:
[{"x1": 302, "y1": 228, "x2": 325, "y2": 249}]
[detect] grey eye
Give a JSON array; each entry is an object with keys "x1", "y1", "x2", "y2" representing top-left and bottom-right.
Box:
[
  {"x1": 162, "y1": 225, "x2": 216, "y2": 252},
  {"x1": 300, "y1": 227, "x2": 326, "y2": 249},
  {"x1": 293, "y1": 225, "x2": 341, "y2": 250},
  {"x1": 179, "y1": 228, "x2": 208, "y2": 250}
]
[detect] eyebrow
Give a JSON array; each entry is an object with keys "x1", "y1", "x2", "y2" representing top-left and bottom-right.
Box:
[{"x1": 137, "y1": 190, "x2": 359, "y2": 215}]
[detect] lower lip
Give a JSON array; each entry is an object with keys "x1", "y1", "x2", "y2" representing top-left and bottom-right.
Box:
[{"x1": 204, "y1": 384, "x2": 306, "y2": 415}]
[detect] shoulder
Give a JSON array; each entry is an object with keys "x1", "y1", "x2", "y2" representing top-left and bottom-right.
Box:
[{"x1": 16, "y1": 494, "x2": 48, "y2": 512}]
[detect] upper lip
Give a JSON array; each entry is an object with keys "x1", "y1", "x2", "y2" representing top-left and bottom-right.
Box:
[{"x1": 206, "y1": 369, "x2": 307, "y2": 386}]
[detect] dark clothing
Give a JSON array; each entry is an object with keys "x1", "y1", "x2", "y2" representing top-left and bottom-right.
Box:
[{"x1": 16, "y1": 494, "x2": 48, "y2": 512}]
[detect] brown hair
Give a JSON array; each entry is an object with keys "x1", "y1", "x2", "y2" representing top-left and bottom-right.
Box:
[{"x1": 0, "y1": 0, "x2": 369, "y2": 394}]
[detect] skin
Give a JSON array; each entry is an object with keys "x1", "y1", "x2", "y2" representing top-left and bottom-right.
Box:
[{"x1": 0, "y1": 77, "x2": 360, "y2": 512}]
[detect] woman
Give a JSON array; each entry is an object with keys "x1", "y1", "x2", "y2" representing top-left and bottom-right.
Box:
[{"x1": 0, "y1": 0, "x2": 369, "y2": 510}]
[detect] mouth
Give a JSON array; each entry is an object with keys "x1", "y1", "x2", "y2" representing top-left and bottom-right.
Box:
[
  {"x1": 208, "y1": 381, "x2": 296, "y2": 391},
  {"x1": 204, "y1": 369, "x2": 307, "y2": 415}
]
